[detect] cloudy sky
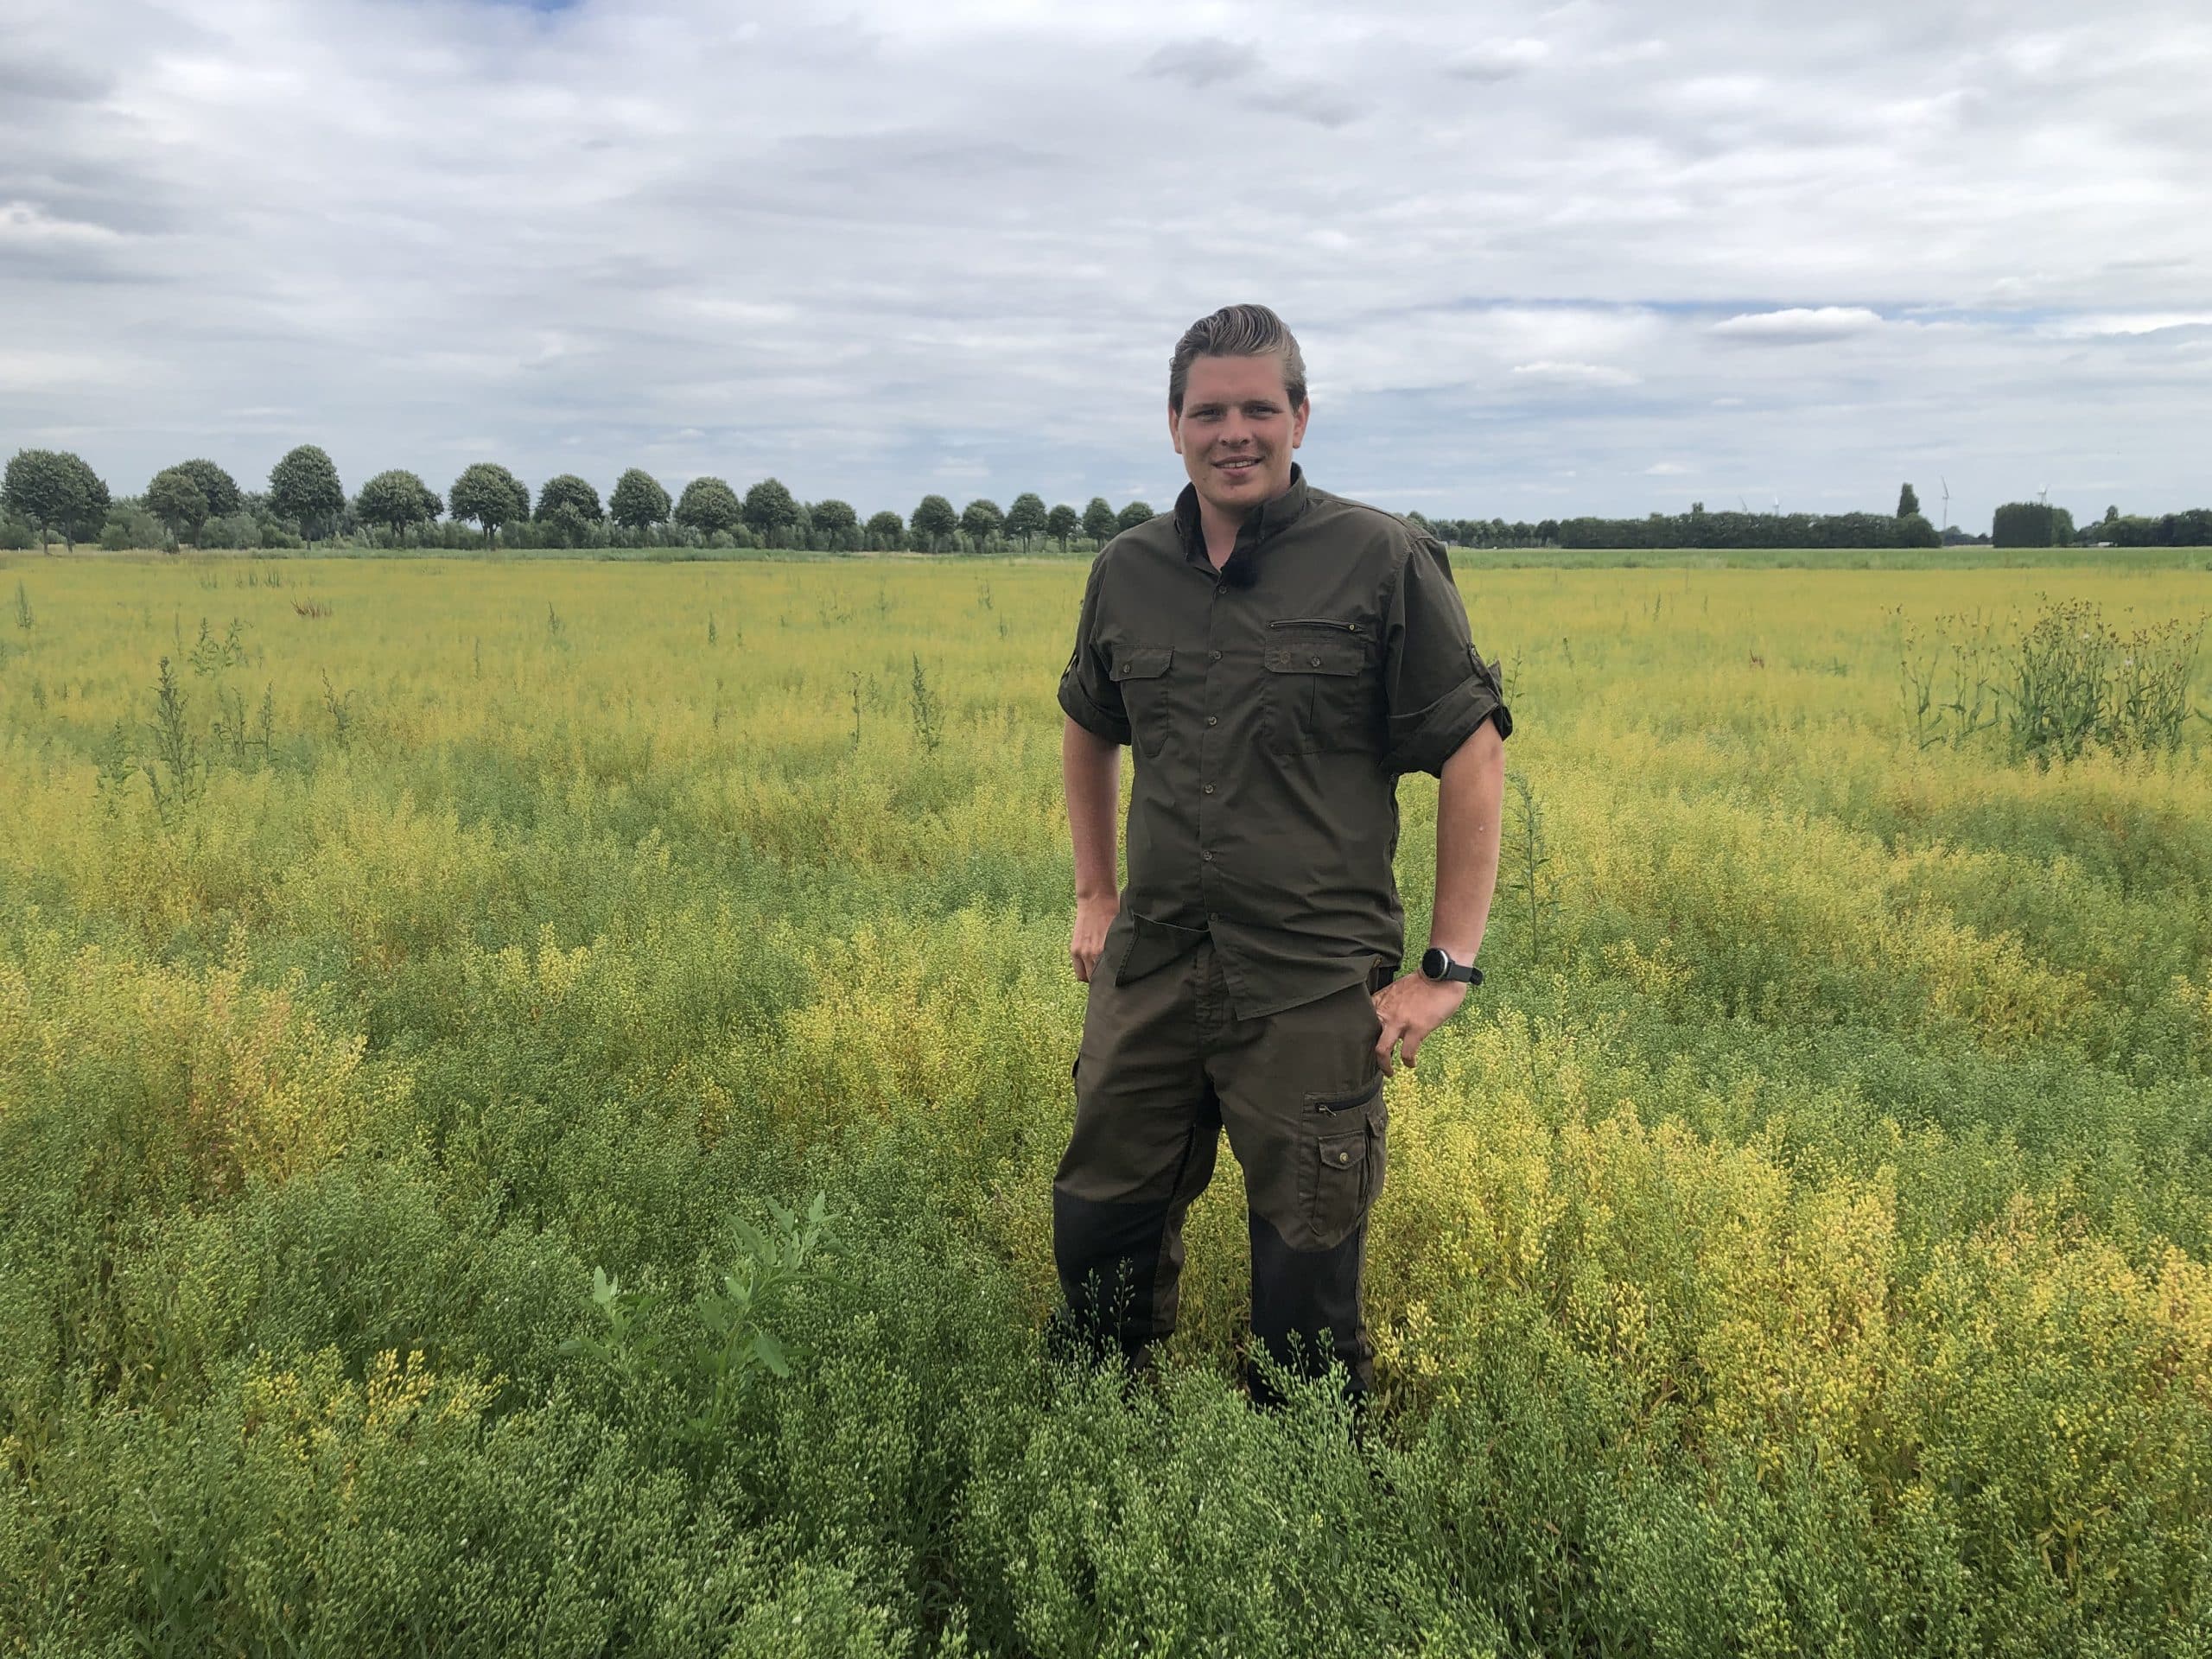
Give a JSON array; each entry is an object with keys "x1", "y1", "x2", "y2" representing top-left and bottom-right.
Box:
[{"x1": 5, "y1": 0, "x2": 2209, "y2": 529}]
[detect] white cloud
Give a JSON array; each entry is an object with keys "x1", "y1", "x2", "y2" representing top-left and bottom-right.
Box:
[
  {"x1": 1711, "y1": 308, "x2": 1885, "y2": 344},
  {"x1": 1, "y1": 0, "x2": 2209, "y2": 525},
  {"x1": 1643, "y1": 461, "x2": 1689, "y2": 475},
  {"x1": 1510, "y1": 360, "x2": 1641, "y2": 386}
]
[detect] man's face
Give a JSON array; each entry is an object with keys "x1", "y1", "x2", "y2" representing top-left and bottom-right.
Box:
[{"x1": 1169, "y1": 353, "x2": 1309, "y2": 518}]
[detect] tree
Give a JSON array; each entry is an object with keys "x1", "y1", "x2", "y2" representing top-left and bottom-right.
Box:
[
  {"x1": 960, "y1": 497, "x2": 1005, "y2": 552},
  {"x1": 1005, "y1": 492, "x2": 1047, "y2": 550},
  {"x1": 269, "y1": 444, "x2": 345, "y2": 539},
  {"x1": 1897, "y1": 482, "x2": 1920, "y2": 518},
  {"x1": 171, "y1": 458, "x2": 241, "y2": 518},
  {"x1": 534, "y1": 474, "x2": 602, "y2": 548},
  {"x1": 865, "y1": 509, "x2": 906, "y2": 551},
  {"x1": 3, "y1": 448, "x2": 103, "y2": 551},
  {"x1": 609, "y1": 468, "x2": 671, "y2": 532},
  {"x1": 356, "y1": 469, "x2": 441, "y2": 538},
  {"x1": 535, "y1": 474, "x2": 603, "y2": 524},
  {"x1": 673, "y1": 476, "x2": 743, "y2": 537},
  {"x1": 1992, "y1": 500, "x2": 2074, "y2": 547},
  {"x1": 145, "y1": 467, "x2": 211, "y2": 550},
  {"x1": 1116, "y1": 499, "x2": 1155, "y2": 533},
  {"x1": 1046, "y1": 503, "x2": 1079, "y2": 550},
  {"x1": 912, "y1": 494, "x2": 959, "y2": 553},
  {"x1": 810, "y1": 498, "x2": 859, "y2": 550},
  {"x1": 742, "y1": 478, "x2": 799, "y2": 546},
  {"x1": 450, "y1": 462, "x2": 531, "y2": 544},
  {"x1": 1082, "y1": 497, "x2": 1118, "y2": 546}
]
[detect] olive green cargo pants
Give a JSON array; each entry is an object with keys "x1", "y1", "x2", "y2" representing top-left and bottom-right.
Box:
[{"x1": 1052, "y1": 937, "x2": 1389, "y2": 1398}]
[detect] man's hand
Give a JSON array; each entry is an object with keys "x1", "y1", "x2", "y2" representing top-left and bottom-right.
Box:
[
  {"x1": 1371, "y1": 972, "x2": 1468, "y2": 1076},
  {"x1": 1071, "y1": 893, "x2": 1120, "y2": 982}
]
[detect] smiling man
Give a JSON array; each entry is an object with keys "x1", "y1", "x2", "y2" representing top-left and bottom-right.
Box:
[{"x1": 1054, "y1": 302, "x2": 1513, "y2": 1403}]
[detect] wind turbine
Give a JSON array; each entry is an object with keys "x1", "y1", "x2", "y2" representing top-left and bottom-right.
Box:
[{"x1": 1939, "y1": 476, "x2": 1951, "y2": 537}]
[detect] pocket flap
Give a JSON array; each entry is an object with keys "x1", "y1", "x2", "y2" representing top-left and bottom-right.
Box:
[
  {"x1": 1112, "y1": 646, "x2": 1173, "y2": 682},
  {"x1": 1317, "y1": 1129, "x2": 1363, "y2": 1171},
  {"x1": 1265, "y1": 639, "x2": 1363, "y2": 677}
]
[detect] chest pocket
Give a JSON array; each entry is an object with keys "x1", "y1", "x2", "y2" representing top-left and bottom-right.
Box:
[
  {"x1": 1111, "y1": 645, "x2": 1174, "y2": 758},
  {"x1": 1263, "y1": 625, "x2": 1372, "y2": 756}
]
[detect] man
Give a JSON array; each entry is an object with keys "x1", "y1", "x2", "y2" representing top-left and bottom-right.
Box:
[{"x1": 1054, "y1": 302, "x2": 1511, "y2": 1402}]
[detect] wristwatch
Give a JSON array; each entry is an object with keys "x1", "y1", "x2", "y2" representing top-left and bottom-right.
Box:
[{"x1": 1419, "y1": 946, "x2": 1482, "y2": 987}]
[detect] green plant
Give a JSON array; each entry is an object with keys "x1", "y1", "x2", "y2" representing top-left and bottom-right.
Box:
[
  {"x1": 141, "y1": 656, "x2": 201, "y2": 823},
  {"x1": 11, "y1": 578, "x2": 29, "y2": 630},
  {"x1": 910, "y1": 653, "x2": 943, "y2": 753}
]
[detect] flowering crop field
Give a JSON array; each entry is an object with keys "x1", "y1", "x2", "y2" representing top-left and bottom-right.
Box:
[{"x1": 3, "y1": 552, "x2": 2210, "y2": 1656}]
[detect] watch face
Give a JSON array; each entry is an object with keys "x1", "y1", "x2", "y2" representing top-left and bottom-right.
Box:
[{"x1": 1421, "y1": 947, "x2": 1450, "y2": 981}]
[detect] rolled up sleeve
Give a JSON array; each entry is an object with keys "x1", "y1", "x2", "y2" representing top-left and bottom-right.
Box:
[
  {"x1": 1382, "y1": 535, "x2": 1512, "y2": 777},
  {"x1": 1058, "y1": 553, "x2": 1131, "y2": 746}
]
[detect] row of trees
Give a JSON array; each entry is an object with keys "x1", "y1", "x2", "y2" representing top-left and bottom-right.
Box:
[
  {"x1": 10, "y1": 448, "x2": 2212, "y2": 556},
  {"x1": 0, "y1": 447, "x2": 1163, "y2": 556}
]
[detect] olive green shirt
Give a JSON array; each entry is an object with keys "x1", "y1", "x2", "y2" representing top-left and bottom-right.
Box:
[{"x1": 1058, "y1": 465, "x2": 1512, "y2": 1020}]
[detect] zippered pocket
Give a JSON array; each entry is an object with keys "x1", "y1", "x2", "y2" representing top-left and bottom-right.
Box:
[{"x1": 1268, "y1": 617, "x2": 1362, "y2": 635}]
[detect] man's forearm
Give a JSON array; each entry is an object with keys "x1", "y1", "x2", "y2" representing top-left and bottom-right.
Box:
[
  {"x1": 1429, "y1": 721, "x2": 1504, "y2": 960},
  {"x1": 1063, "y1": 717, "x2": 1122, "y2": 900}
]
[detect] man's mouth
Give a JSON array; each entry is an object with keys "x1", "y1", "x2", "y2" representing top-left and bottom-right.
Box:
[{"x1": 1214, "y1": 456, "x2": 1262, "y2": 477}]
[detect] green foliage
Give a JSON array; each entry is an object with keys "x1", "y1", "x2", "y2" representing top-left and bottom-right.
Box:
[
  {"x1": 355, "y1": 468, "x2": 441, "y2": 538},
  {"x1": 1116, "y1": 499, "x2": 1154, "y2": 533},
  {"x1": 742, "y1": 478, "x2": 800, "y2": 546},
  {"x1": 3, "y1": 447, "x2": 106, "y2": 550},
  {"x1": 172, "y1": 457, "x2": 243, "y2": 518},
  {"x1": 1004, "y1": 493, "x2": 1047, "y2": 549},
  {"x1": 268, "y1": 444, "x2": 345, "y2": 539},
  {"x1": 1563, "y1": 507, "x2": 1942, "y2": 550},
  {"x1": 1081, "y1": 497, "x2": 1117, "y2": 545},
  {"x1": 1045, "y1": 503, "x2": 1079, "y2": 550},
  {"x1": 1898, "y1": 597, "x2": 2204, "y2": 762},
  {"x1": 674, "y1": 475, "x2": 743, "y2": 537},
  {"x1": 3, "y1": 561, "x2": 2211, "y2": 1654},
  {"x1": 959, "y1": 497, "x2": 1004, "y2": 552},
  {"x1": 608, "y1": 467, "x2": 671, "y2": 531},
  {"x1": 1993, "y1": 500, "x2": 2077, "y2": 548},
  {"x1": 449, "y1": 462, "x2": 531, "y2": 543},
  {"x1": 911, "y1": 493, "x2": 959, "y2": 552},
  {"x1": 146, "y1": 467, "x2": 211, "y2": 550},
  {"x1": 810, "y1": 498, "x2": 860, "y2": 551},
  {"x1": 865, "y1": 509, "x2": 906, "y2": 551}
]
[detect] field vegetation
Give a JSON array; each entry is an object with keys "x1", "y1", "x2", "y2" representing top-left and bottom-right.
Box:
[{"x1": 2, "y1": 553, "x2": 2210, "y2": 1656}]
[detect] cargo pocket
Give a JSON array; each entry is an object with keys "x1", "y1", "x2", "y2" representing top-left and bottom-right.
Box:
[
  {"x1": 1110, "y1": 645, "x2": 1174, "y2": 758},
  {"x1": 1303, "y1": 1080, "x2": 1381, "y2": 1249},
  {"x1": 1263, "y1": 626, "x2": 1370, "y2": 755}
]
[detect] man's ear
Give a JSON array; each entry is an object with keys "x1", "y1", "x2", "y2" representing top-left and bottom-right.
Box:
[
  {"x1": 1291, "y1": 397, "x2": 1311, "y2": 448},
  {"x1": 1167, "y1": 403, "x2": 1185, "y2": 455}
]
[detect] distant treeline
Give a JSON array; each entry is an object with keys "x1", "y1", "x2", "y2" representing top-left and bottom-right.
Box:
[
  {"x1": 0, "y1": 446, "x2": 1160, "y2": 556},
  {"x1": 4, "y1": 447, "x2": 2208, "y2": 554},
  {"x1": 1555, "y1": 507, "x2": 1942, "y2": 550}
]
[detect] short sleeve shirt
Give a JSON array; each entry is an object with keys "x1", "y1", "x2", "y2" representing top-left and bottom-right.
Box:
[{"x1": 1058, "y1": 464, "x2": 1512, "y2": 1019}]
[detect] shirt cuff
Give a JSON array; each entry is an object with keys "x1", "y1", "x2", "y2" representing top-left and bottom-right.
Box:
[
  {"x1": 1385, "y1": 676, "x2": 1511, "y2": 777},
  {"x1": 1058, "y1": 674, "x2": 1130, "y2": 747}
]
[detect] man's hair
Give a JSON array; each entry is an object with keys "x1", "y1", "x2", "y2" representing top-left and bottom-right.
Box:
[{"x1": 1169, "y1": 303, "x2": 1307, "y2": 414}]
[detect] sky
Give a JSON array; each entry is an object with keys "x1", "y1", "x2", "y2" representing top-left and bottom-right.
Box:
[{"x1": 4, "y1": 0, "x2": 2210, "y2": 531}]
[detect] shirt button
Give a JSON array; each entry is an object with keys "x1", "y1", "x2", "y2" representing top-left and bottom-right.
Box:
[
  {"x1": 1202, "y1": 850, "x2": 1214, "y2": 861},
  {"x1": 1203, "y1": 783, "x2": 1215, "y2": 794},
  {"x1": 1335, "y1": 1149, "x2": 1352, "y2": 1166},
  {"x1": 1215, "y1": 583, "x2": 1228, "y2": 597},
  {"x1": 1205, "y1": 715, "x2": 1217, "y2": 727},
  {"x1": 1208, "y1": 650, "x2": 1221, "y2": 662},
  {"x1": 1309, "y1": 655, "x2": 1322, "y2": 667}
]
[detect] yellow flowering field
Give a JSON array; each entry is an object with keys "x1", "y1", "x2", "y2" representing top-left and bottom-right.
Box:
[{"x1": 2, "y1": 550, "x2": 2209, "y2": 1656}]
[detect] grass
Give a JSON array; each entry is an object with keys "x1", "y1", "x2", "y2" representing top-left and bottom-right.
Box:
[{"x1": 2, "y1": 551, "x2": 2209, "y2": 1656}]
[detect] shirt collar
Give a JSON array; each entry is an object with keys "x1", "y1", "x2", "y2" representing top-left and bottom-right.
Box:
[{"x1": 1173, "y1": 462, "x2": 1313, "y2": 577}]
